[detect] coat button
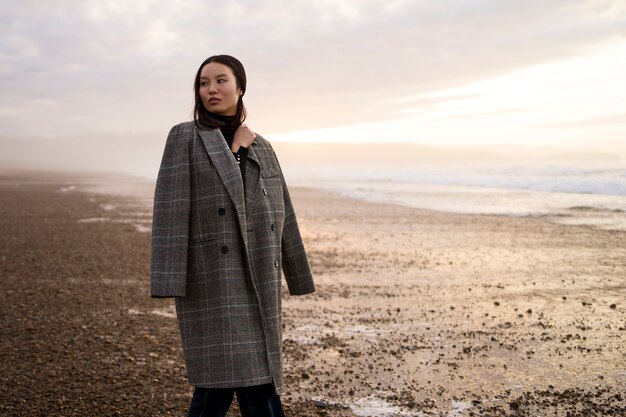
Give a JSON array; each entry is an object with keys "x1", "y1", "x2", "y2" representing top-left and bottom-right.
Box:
[
  {"x1": 274, "y1": 259, "x2": 279, "y2": 268},
  {"x1": 271, "y1": 224, "x2": 275, "y2": 232},
  {"x1": 218, "y1": 208, "x2": 226, "y2": 216},
  {"x1": 221, "y1": 245, "x2": 229, "y2": 254},
  {"x1": 263, "y1": 188, "x2": 268, "y2": 195}
]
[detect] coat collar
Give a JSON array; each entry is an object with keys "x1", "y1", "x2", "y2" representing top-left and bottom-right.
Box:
[{"x1": 195, "y1": 126, "x2": 261, "y2": 247}]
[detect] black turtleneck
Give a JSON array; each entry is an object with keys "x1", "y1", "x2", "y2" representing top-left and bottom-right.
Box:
[{"x1": 208, "y1": 112, "x2": 249, "y2": 184}]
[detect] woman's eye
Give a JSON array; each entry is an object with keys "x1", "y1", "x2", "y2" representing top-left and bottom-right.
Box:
[{"x1": 217, "y1": 79, "x2": 226, "y2": 83}]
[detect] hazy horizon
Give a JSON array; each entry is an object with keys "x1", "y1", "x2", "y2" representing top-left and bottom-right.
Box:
[{"x1": 1, "y1": 133, "x2": 623, "y2": 181}]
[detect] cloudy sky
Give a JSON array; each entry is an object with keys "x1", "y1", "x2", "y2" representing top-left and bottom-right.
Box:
[{"x1": 2, "y1": 0, "x2": 625, "y2": 152}]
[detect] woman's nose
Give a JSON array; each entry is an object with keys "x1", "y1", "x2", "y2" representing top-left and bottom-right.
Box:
[{"x1": 208, "y1": 84, "x2": 217, "y2": 94}]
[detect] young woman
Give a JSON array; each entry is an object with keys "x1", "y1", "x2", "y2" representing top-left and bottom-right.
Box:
[{"x1": 150, "y1": 55, "x2": 315, "y2": 417}]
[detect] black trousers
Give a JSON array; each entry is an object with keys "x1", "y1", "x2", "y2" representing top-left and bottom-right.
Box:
[{"x1": 186, "y1": 383, "x2": 285, "y2": 417}]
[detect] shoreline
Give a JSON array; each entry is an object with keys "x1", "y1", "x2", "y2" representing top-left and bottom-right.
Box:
[
  {"x1": 4, "y1": 166, "x2": 626, "y2": 234},
  {"x1": 5, "y1": 167, "x2": 624, "y2": 233},
  {"x1": 1, "y1": 169, "x2": 625, "y2": 416}
]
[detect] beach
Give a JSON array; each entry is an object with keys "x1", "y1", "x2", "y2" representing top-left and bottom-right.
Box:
[{"x1": 1, "y1": 170, "x2": 625, "y2": 416}]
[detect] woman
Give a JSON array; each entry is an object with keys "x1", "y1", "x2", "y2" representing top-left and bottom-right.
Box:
[{"x1": 150, "y1": 55, "x2": 315, "y2": 417}]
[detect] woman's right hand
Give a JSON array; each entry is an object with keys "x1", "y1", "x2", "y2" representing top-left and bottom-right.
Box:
[{"x1": 232, "y1": 123, "x2": 256, "y2": 152}]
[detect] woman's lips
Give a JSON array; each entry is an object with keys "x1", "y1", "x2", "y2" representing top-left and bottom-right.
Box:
[{"x1": 208, "y1": 98, "x2": 220, "y2": 105}]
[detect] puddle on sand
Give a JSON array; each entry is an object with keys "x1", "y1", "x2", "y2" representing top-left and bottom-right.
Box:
[
  {"x1": 347, "y1": 395, "x2": 418, "y2": 417},
  {"x1": 340, "y1": 325, "x2": 388, "y2": 339},
  {"x1": 57, "y1": 185, "x2": 77, "y2": 193},
  {"x1": 134, "y1": 224, "x2": 151, "y2": 233},
  {"x1": 127, "y1": 307, "x2": 176, "y2": 319},
  {"x1": 348, "y1": 397, "x2": 476, "y2": 417},
  {"x1": 288, "y1": 324, "x2": 320, "y2": 344},
  {"x1": 78, "y1": 217, "x2": 111, "y2": 223},
  {"x1": 448, "y1": 400, "x2": 473, "y2": 417},
  {"x1": 77, "y1": 217, "x2": 151, "y2": 232},
  {"x1": 150, "y1": 308, "x2": 176, "y2": 318}
]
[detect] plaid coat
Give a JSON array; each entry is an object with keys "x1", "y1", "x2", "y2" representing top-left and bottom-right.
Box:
[{"x1": 150, "y1": 121, "x2": 315, "y2": 394}]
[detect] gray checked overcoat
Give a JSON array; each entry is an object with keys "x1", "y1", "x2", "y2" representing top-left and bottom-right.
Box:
[{"x1": 150, "y1": 121, "x2": 315, "y2": 394}]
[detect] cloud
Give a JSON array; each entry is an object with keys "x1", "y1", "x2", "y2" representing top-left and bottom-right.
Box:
[
  {"x1": 0, "y1": 0, "x2": 625, "y2": 139},
  {"x1": 537, "y1": 112, "x2": 626, "y2": 128}
]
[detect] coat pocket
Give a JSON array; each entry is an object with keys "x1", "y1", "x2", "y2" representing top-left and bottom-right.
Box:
[
  {"x1": 188, "y1": 236, "x2": 217, "y2": 247},
  {"x1": 261, "y1": 165, "x2": 281, "y2": 179},
  {"x1": 186, "y1": 236, "x2": 220, "y2": 291}
]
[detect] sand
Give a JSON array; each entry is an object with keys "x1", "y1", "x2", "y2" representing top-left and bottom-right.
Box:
[{"x1": 0, "y1": 170, "x2": 624, "y2": 417}]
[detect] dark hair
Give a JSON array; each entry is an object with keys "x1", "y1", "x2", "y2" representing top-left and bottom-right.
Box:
[{"x1": 193, "y1": 55, "x2": 247, "y2": 129}]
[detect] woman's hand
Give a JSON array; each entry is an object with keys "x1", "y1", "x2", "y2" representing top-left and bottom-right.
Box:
[{"x1": 232, "y1": 123, "x2": 256, "y2": 152}]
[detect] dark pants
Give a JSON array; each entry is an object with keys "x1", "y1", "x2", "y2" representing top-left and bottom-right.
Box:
[{"x1": 186, "y1": 383, "x2": 285, "y2": 417}]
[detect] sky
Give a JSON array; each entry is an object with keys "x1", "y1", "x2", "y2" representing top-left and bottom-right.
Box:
[{"x1": 1, "y1": 0, "x2": 626, "y2": 156}]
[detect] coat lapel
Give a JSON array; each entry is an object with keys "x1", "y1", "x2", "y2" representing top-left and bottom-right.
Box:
[
  {"x1": 245, "y1": 145, "x2": 261, "y2": 213},
  {"x1": 195, "y1": 126, "x2": 249, "y2": 247}
]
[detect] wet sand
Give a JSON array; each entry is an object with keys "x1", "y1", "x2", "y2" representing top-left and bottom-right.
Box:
[{"x1": 1, "y1": 170, "x2": 624, "y2": 416}]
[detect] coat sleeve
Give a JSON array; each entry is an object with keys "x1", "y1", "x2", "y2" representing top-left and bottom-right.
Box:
[
  {"x1": 268, "y1": 144, "x2": 316, "y2": 296},
  {"x1": 150, "y1": 124, "x2": 190, "y2": 298}
]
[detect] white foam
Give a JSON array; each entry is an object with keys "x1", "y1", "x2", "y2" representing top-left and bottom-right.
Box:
[{"x1": 288, "y1": 165, "x2": 626, "y2": 197}]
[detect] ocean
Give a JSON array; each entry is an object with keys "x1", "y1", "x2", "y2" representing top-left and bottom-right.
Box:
[{"x1": 283, "y1": 164, "x2": 626, "y2": 231}]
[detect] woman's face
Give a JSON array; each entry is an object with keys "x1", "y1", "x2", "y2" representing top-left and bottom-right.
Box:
[{"x1": 199, "y1": 62, "x2": 242, "y2": 116}]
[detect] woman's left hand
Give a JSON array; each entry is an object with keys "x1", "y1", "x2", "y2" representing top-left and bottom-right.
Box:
[{"x1": 232, "y1": 123, "x2": 256, "y2": 152}]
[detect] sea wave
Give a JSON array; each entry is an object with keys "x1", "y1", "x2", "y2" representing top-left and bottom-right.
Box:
[{"x1": 287, "y1": 165, "x2": 626, "y2": 197}]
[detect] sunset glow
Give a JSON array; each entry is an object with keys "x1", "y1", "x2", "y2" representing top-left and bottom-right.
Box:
[{"x1": 268, "y1": 38, "x2": 626, "y2": 153}]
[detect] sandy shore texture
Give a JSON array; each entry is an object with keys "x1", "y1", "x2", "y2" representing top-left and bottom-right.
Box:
[{"x1": 1, "y1": 170, "x2": 625, "y2": 417}]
